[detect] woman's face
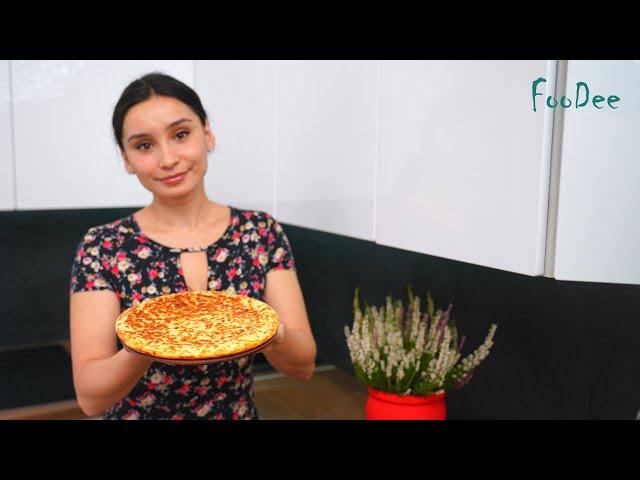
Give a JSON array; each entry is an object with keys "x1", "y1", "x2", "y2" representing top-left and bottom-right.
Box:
[{"x1": 120, "y1": 95, "x2": 215, "y2": 198}]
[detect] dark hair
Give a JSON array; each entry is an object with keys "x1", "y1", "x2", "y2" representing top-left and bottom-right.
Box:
[{"x1": 112, "y1": 72, "x2": 208, "y2": 151}]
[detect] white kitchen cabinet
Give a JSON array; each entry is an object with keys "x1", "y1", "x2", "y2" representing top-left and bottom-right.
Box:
[
  {"x1": 195, "y1": 61, "x2": 277, "y2": 215},
  {"x1": 0, "y1": 61, "x2": 14, "y2": 211},
  {"x1": 12, "y1": 61, "x2": 193, "y2": 210},
  {"x1": 275, "y1": 61, "x2": 378, "y2": 240},
  {"x1": 374, "y1": 60, "x2": 553, "y2": 276},
  {"x1": 553, "y1": 60, "x2": 640, "y2": 285}
]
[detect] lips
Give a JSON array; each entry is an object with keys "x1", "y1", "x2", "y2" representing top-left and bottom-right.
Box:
[
  {"x1": 160, "y1": 172, "x2": 188, "y2": 185},
  {"x1": 159, "y1": 172, "x2": 187, "y2": 181}
]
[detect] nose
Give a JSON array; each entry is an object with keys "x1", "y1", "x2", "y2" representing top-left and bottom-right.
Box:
[{"x1": 158, "y1": 142, "x2": 179, "y2": 169}]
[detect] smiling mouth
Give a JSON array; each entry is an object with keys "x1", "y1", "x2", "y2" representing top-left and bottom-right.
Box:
[{"x1": 158, "y1": 171, "x2": 187, "y2": 181}]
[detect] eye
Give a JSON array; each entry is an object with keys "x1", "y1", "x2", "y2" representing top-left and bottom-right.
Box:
[
  {"x1": 136, "y1": 142, "x2": 152, "y2": 151},
  {"x1": 175, "y1": 130, "x2": 190, "y2": 140}
]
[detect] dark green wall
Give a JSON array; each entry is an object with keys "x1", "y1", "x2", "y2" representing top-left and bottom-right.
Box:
[
  {"x1": 1, "y1": 208, "x2": 639, "y2": 418},
  {"x1": 284, "y1": 220, "x2": 640, "y2": 420}
]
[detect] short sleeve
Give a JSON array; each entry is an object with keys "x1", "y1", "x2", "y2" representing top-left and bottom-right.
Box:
[
  {"x1": 265, "y1": 215, "x2": 297, "y2": 273},
  {"x1": 69, "y1": 227, "x2": 117, "y2": 295}
]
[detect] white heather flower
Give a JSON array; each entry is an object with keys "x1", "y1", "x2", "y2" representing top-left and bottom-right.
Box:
[{"x1": 344, "y1": 290, "x2": 496, "y2": 395}]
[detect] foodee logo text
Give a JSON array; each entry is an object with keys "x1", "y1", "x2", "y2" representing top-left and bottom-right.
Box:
[{"x1": 532, "y1": 77, "x2": 620, "y2": 112}]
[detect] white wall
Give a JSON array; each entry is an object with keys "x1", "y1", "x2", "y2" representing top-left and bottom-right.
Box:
[
  {"x1": 375, "y1": 60, "x2": 552, "y2": 276},
  {"x1": 6, "y1": 60, "x2": 638, "y2": 284},
  {"x1": 0, "y1": 61, "x2": 14, "y2": 211},
  {"x1": 195, "y1": 61, "x2": 277, "y2": 216},
  {"x1": 275, "y1": 61, "x2": 378, "y2": 241},
  {"x1": 553, "y1": 60, "x2": 640, "y2": 285},
  {"x1": 12, "y1": 60, "x2": 193, "y2": 210}
]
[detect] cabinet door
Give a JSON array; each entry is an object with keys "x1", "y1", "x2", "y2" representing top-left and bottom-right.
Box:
[
  {"x1": 0, "y1": 61, "x2": 14, "y2": 211},
  {"x1": 376, "y1": 60, "x2": 551, "y2": 276},
  {"x1": 12, "y1": 61, "x2": 193, "y2": 210},
  {"x1": 275, "y1": 61, "x2": 378, "y2": 240},
  {"x1": 195, "y1": 61, "x2": 277, "y2": 215},
  {"x1": 553, "y1": 60, "x2": 640, "y2": 285}
]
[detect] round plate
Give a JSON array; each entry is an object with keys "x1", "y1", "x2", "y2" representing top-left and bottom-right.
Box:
[{"x1": 121, "y1": 332, "x2": 278, "y2": 365}]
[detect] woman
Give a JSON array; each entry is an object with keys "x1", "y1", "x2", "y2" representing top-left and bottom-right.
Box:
[{"x1": 69, "y1": 72, "x2": 317, "y2": 420}]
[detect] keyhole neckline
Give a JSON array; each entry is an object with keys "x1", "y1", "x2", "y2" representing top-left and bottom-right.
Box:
[{"x1": 128, "y1": 205, "x2": 236, "y2": 253}]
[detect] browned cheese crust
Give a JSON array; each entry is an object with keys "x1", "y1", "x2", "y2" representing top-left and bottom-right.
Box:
[{"x1": 115, "y1": 291, "x2": 280, "y2": 360}]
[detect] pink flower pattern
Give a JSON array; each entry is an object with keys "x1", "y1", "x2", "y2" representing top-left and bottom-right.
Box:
[{"x1": 69, "y1": 206, "x2": 295, "y2": 420}]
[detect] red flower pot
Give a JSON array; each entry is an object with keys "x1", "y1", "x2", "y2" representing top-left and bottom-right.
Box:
[{"x1": 365, "y1": 387, "x2": 447, "y2": 420}]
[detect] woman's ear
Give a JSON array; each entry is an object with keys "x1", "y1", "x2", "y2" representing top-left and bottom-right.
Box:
[
  {"x1": 204, "y1": 121, "x2": 216, "y2": 152},
  {"x1": 121, "y1": 150, "x2": 134, "y2": 174}
]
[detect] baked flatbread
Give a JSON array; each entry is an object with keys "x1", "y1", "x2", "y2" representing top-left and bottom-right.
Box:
[{"x1": 115, "y1": 291, "x2": 279, "y2": 361}]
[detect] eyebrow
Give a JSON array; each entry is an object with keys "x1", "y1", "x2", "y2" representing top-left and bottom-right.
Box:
[{"x1": 127, "y1": 118, "x2": 193, "y2": 143}]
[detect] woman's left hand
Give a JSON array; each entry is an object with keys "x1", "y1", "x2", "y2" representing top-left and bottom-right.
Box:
[{"x1": 262, "y1": 323, "x2": 285, "y2": 354}]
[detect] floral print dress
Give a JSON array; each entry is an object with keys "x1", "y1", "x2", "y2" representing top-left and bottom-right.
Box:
[{"x1": 69, "y1": 205, "x2": 296, "y2": 420}]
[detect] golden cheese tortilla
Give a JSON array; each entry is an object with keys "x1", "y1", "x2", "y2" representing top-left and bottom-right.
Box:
[{"x1": 115, "y1": 290, "x2": 280, "y2": 361}]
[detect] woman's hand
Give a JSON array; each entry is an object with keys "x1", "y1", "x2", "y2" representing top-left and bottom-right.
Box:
[{"x1": 262, "y1": 323, "x2": 286, "y2": 354}]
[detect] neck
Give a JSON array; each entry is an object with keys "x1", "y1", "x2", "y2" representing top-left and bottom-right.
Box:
[{"x1": 147, "y1": 183, "x2": 220, "y2": 232}]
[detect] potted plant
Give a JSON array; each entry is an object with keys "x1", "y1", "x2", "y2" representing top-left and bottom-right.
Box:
[{"x1": 344, "y1": 286, "x2": 497, "y2": 420}]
